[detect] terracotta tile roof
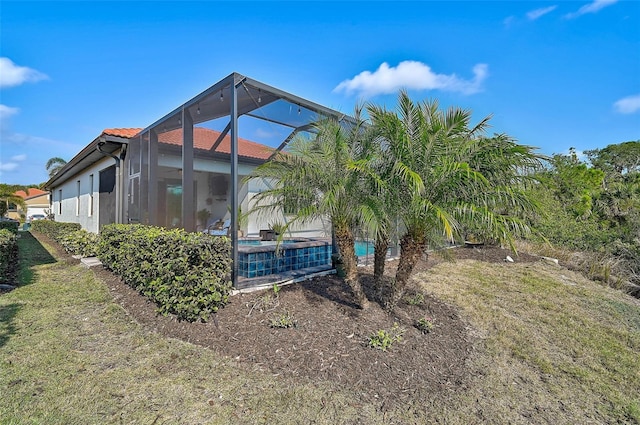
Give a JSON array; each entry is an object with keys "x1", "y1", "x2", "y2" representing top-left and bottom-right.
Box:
[
  {"x1": 14, "y1": 188, "x2": 48, "y2": 199},
  {"x1": 158, "y1": 127, "x2": 274, "y2": 161},
  {"x1": 99, "y1": 127, "x2": 273, "y2": 161},
  {"x1": 102, "y1": 128, "x2": 142, "y2": 138}
]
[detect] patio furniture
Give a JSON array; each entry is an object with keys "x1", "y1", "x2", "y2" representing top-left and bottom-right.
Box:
[{"x1": 204, "y1": 219, "x2": 231, "y2": 236}]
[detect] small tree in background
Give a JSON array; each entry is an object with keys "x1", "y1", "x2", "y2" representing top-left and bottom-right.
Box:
[
  {"x1": 46, "y1": 157, "x2": 67, "y2": 178},
  {"x1": 0, "y1": 184, "x2": 27, "y2": 218}
]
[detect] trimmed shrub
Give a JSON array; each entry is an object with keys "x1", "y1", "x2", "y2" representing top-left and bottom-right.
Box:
[
  {"x1": 59, "y1": 230, "x2": 100, "y2": 257},
  {"x1": 0, "y1": 229, "x2": 18, "y2": 284},
  {"x1": 98, "y1": 224, "x2": 232, "y2": 322},
  {"x1": 0, "y1": 221, "x2": 19, "y2": 233},
  {"x1": 31, "y1": 220, "x2": 81, "y2": 242}
]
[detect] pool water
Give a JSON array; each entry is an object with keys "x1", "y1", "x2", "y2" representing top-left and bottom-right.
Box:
[
  {"x1": 240, "y1": 239, "x2": 377, "y2": 256},
  {"x1": 238, "y1": 239, "x2": 299, "y2": 246},
  {"x1": 355, "y1": 240, "x2": 375, "y2": 257}
]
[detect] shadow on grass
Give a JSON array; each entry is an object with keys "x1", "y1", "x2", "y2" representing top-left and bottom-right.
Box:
[
  {"x1": 17, "y1": 231, "x2": 57, "y2": 286},
  {"x1": 0, "y1": 303, "x2": 21, "y2": 348}
]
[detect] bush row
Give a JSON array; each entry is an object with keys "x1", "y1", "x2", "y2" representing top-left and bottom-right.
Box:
[
  {"x1": 31, "y1": 220, "x2": 81, "y2": 241},
  {"x1": 58, "y1": 230, "x2": 100, "y2": 257},
  {"x1": 0, "y1": 221, "x2": 19, "y2": 233},
  {"x1": 98, "y1": 224, "x2": 232, "y2": 322},
  {"x1": 30, "y1": 220, "x2": 96, "y2": 257},
  {"x1": 0, "y1": 229, "x2": 18, "y2": 284}
]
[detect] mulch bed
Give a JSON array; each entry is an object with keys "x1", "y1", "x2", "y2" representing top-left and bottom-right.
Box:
[{"x1": 30, "y1": 233, "x2": 539, "y2": 406}]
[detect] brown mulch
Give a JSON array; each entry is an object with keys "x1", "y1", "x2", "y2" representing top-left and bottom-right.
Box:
[{"x1": 32, "y1": 233, "x2": 539, "y2": 406}]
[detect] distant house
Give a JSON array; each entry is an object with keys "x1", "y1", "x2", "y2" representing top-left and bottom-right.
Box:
[{"x1": 8, "y1": 188, "x2": 50, "y2": 221}]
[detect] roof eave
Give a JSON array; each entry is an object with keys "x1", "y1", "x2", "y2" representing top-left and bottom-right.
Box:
[{"x1": 44, "y1": 134, "x2": 129, "y2": 189}]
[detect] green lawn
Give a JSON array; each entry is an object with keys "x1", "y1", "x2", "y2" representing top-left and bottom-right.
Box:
[{"x1": 1, "y1": 232, "x2": 639, "y2": 424}]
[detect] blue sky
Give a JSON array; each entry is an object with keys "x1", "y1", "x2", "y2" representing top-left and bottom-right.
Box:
[{"x1": 1, "y1": 0, "x2": 639, "y2": 185}]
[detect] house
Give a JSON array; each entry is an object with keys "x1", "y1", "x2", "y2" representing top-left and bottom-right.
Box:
[
  {"x1": 7, "y1": 188, "x2": 50, "y2": 221},
  {"x1": 45, "y1": 73, "x2": 350, "y2": 285}
]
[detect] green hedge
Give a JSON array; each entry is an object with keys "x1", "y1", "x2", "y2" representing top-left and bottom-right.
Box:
[
  {"x1": 31, "y1": 220, "x2": 82, "y2": 241},
  {"x1": 59, "y1": 230, "x2": 100, "y2": 258},
  {"x1": 0, "y1": 229, "x2": 18, "y2": 284},
  {"x1": 30, "y1": 220, "x2": 94, "y2": 257},
  {"x1": 97, "y1": 224, "x2": 232, "y2": 322},
  {"x1": 0, "y1": 221, "x2": 19, "y2": 233}
]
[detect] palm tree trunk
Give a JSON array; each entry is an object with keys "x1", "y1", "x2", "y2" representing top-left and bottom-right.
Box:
[
  {"x1": 373, "y1": 235, "x2": 389, "y2": 300},
  {"x1": 334, "y1": 225, "x2": 369, "y2": 309},
  {"x1": 373, "y1": 236, "x2": 389, "y2": 281},
  {"x1": 387, "y1": 232, "x2": 427, "y2": 310}
]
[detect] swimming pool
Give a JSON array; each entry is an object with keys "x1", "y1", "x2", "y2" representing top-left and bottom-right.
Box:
[
  {"x1": 238, "y1": 239, "x2": 298, "y2": 246},
  {"x1": 237, "y1": 238, "x2": 332, "y2": 279},
  {"x1": 355, "y1": 240, "x2": 375, "y2": 257}
]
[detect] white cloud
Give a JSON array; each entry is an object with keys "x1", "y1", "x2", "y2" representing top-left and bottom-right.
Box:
[
  {"x1": 565, "y1": 0, "x2": 618, "y2": 19},
  {"x1": 562, "y1": 148, "x2": 587, "y2": 162},
  {"x1": 0, "y1": 153, "x2": 26, "y2": 173},
  {"x1": 527, "y1": 5, "x2": 557, "y2": 20},
  {"x1": 0, "y1": 104, "x2": 19, "y2": 140},
  {"x1": 0, "y1": 101, "x2": 75, "y2": 183},
  {"x1": 334, "y1": 61, "x2": 489, "y2": 98},
  {"x1": 0, "y1": 162, "x2": 20, "y2": 172},
  {"x1": 0, "y1": 104, "x2": 19, "y2": 120},
  {"x1": 0, "y1": 131, "x2": 77, "y2": 182},
  {"x1": 613, "y1": 94, "x2": 640, "y2": 114},
  {"x1": 503, "y1": 15, "x2": 516, "y2": 27},
  {"x1": 0, "y1": 57, "x2": 49, "y2": 88}
]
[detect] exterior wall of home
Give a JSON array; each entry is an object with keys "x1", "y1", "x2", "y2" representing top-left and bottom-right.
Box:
[
  {"x1": 50, "y1": 150, "x2": 329, "y2": 238},
  {"x1": 26, "y1": 194, "x2": 51, "y2": 219},
  {"x1": 51, "y1": 155, "x2": 119, "y2": 233},
  {"x1": 245, "y1": 178, "x2": 329, "y2": 238},
  {"x1": 6, "y1": 207, "x2": 21, "y2": 221},
  {"x1": 129, "y1": 148, "x2": 325, "y2": 237}
]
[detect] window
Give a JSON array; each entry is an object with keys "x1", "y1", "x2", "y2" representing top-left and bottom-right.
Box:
[
  {"x1": 76, "y1": 180, "x2": 80, "y2": 216},
  {"x1": 58, "y1": 189, "x2": 62, "y2": 214},
  {"x1": 88, "y1": 174, "x2": 94, "y2": 216}
]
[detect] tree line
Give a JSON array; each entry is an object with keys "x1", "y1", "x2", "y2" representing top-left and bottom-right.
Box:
[
  {"x1": 527, "y1": 142, "x2": 639, "y2": 283},
  {"x1": 0, "y1": 157, "x2": 68, "y2": 218}
]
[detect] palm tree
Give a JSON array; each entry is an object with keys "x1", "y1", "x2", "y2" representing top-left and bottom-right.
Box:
[
  {"x1": 46, "y1": 157, "x2": 67, "y2": 178},
  {"x1": 369, "y1": 91, "x2": 544, "y2": 309},
  {"x1": 247, "y1": 108, "x2": 377, "y2": 309},
  {"x1": 0, "y1": 184, "x2": 27, "y2": 217},
  {"x1": 355, "y1": 124, "x2": 399, "y2": 294}
]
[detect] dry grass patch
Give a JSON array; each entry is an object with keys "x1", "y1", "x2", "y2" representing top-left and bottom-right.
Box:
[
  {"x1": 516, "y1": 240, "x2": 639, "y2": 294},
  {"x1": 415, "y1": 260, "x2": 640, "y2": 424}
]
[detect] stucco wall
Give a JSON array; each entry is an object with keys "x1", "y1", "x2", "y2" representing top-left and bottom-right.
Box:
[
  {"x1": 245, "y1": 178, "x2": 329, "y2": 238},
  {"x1": 50, "y1": 155, "x2": 118, "y2": 233},
  {"x1": 49, "y1": 149, "x2": 328, "y2": 238}
]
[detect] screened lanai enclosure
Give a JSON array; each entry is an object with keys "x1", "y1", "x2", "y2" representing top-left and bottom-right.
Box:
[{"x1": 124, "y1": 73, "x2": 352, "y2": 287}]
